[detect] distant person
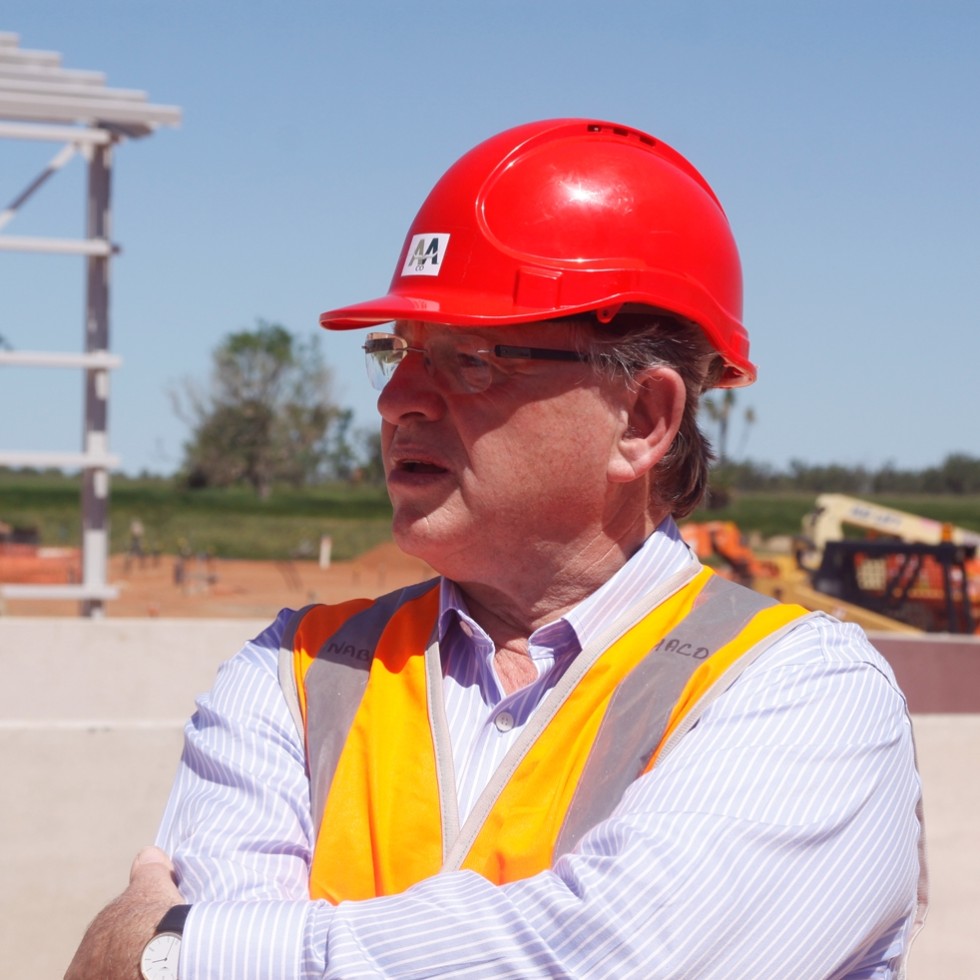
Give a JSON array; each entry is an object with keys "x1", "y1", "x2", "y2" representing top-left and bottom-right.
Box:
[
  {"x1": 67, "y1": 119, "x2": 926, "y2": 979},
  {"x1": 127, "y1": 517, "x2": 145, "y2": 570}
]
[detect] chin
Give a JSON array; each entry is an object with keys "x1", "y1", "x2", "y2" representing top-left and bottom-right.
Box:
[
  {"x1": 390, "y1": 515, "x2": 470, "y2": 579},
  {"x1": 391, "y1": 516, "x2": 444, "y2": 564}
]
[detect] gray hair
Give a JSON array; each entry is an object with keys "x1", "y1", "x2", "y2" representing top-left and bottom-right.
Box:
[{"x1": 567, "y1": 312, "x2": 725, "y2": 520}]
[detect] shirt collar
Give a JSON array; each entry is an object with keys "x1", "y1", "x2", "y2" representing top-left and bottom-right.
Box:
[{"x1": 437, "y1": 516, "x2": 698, "y2": 653}]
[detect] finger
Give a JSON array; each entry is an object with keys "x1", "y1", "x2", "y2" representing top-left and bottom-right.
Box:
[{"x1": 130, "y1": 845, "x2": 176, "y2": 882}]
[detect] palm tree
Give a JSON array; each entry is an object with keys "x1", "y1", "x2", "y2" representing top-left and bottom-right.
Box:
[
  {"x1": 703, "y1": 391, "x2": 756, "y2": 463},
  {"x1": 703, "y1": 389, "x2": 736, "y2": 463},
  {"x1": 737, "y1": 406, "x2": 756, "y2": 459}
]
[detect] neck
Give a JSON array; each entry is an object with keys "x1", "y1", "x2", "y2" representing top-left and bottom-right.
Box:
[{"x1": 457, "y1": 512, "x2": 664, "y2": 649}]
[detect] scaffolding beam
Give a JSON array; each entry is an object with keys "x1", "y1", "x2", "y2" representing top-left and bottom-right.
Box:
[{"x1": 0, "y1": 31, "x2": 180, "y2": 615}]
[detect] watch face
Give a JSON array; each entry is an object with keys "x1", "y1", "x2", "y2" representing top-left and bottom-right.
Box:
[{"x1": 140, "y1": 931, "x2": 181, "y2": 980}]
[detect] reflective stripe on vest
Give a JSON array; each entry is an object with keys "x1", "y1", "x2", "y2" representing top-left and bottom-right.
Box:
[{"x1": 280, "y1": 566, "x2": 810, "y2": 902}]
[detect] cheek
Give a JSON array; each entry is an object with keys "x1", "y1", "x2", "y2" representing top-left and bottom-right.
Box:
[{"x1": 466, "y1": 395, "x2": 618, "y2": 499}]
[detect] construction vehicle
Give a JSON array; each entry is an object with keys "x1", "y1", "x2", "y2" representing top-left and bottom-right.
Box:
[
  {"x1": 798, "y1": 494, "x2": 980, "y2": 634},
  {"x1": 679, "y1": 521, "x2": 780, "y2": 588},
  {"x1": 0, "y1": 522, "x2": 80, "y2": 587},
  {"x1": 800, "y1": 494, "x2": 980, "y2": 555}
]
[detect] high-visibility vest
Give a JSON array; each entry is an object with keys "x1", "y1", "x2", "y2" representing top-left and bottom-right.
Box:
[{"x1": 278, "y1": 565, "x2": 810, "y2": 903}]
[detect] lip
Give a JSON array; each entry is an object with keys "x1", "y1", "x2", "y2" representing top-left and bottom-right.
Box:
[
  {"x1": 385, "y1": 464, "x2": 452, "y2": 498},
  {"x1": 385, "y1": 441, "x2": 453, "y2": 486}
]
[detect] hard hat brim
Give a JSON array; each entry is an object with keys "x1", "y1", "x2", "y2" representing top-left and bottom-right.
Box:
[
  {"x1": 319, "y1": 292, "x2": 622, "y2": 331},
  {"x1": 320, "y1": 292, "x2": 756, "y2": 388}
]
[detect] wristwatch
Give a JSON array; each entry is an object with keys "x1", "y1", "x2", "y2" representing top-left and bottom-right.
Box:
[{"x1": 140, "y1": 904, "x2": 191, "y2": 980}]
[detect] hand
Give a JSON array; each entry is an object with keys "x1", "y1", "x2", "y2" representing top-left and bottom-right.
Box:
[{"x1": 64, "y1": 846, "x2": 184, "y2": 980}]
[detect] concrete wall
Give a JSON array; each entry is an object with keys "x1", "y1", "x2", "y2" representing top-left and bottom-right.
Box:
[{"x1": 1, "y1": 618, "x2": 975, "y2": 977}]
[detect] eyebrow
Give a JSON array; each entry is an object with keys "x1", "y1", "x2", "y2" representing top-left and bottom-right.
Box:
[{"x1": 393, "y1": 324, "x2": 494, "y2": 347}]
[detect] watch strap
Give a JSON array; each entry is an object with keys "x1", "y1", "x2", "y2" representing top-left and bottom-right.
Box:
[{"x1": 154, "y1": 904, "x2": 192, "y2": 936}]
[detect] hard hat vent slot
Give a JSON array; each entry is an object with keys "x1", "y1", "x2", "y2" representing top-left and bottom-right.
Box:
[{"x1": 585, "y1": 122, "x2": 656, "y2": 147}]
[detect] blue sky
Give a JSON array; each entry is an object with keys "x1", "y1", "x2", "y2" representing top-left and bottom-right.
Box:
[{"x1": 2, "y1": 1, "x2": 978, "y2": 476}]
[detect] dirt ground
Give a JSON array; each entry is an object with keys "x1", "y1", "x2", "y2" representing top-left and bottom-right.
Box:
[{"x1": 1, "y1": 541, "x2": 436, "y2": 619}]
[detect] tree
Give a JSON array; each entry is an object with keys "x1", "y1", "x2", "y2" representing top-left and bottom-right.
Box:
[
  {"x1": 703, "y1": 390, "x2": 756, "y2": 464},
  {"x1": 323, "y1": 408, "x2": 358, "y2": 481},
  {"x1": 358, "y1": 429, "x2": 386, "y2": 485},
  {"x1": 938, "y1": 453, "x2": 980, "y2": 494},
  {"x1": 174, "y1": 321, "x2": 338, "y2": 496}
]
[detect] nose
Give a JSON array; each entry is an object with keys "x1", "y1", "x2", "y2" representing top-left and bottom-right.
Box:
[{"x1": 376, "y1": 348, "x2": 445, "y2": 424}]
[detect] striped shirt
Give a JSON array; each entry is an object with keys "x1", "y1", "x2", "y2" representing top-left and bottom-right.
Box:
[{"x1": 157, "y1": 519, "x2": 925, "y2": 979}]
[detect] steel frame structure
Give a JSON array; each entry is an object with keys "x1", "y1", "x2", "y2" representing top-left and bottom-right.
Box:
[{"x1": 0, "y1": 31, "x2": 180, "y2": 615}]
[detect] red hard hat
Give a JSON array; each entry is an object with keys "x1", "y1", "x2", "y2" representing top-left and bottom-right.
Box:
[{"x1": 320, "y1": 118, "x2": 754, "y2": 387}]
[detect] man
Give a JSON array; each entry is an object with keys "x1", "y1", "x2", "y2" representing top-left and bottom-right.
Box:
[{"x1": 67, "y1": 119, "x2": 926, "y2": 979}]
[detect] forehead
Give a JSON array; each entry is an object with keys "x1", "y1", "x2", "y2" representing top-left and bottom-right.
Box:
[{"x1": 394, "y1": 319, "x2": 586, "y2": 347}]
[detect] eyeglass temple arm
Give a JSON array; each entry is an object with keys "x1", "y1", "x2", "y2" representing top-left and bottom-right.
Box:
[{"x1": 492, "y1": 345, "x2": 588, "y2": 362}]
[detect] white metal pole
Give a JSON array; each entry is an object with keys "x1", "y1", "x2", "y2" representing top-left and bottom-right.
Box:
[{"x1": 80, "y1": 138, "x2": 113, "y2": 617}]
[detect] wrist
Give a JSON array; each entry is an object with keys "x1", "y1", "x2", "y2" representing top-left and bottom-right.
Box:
[{"x1": 140, "y1": 905, "x2": 191, "y2": 980}]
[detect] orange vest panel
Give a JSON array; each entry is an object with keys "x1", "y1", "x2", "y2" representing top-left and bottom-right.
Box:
[{"x1": 293, "y1": 569, "x2": 807, "y2": 901}]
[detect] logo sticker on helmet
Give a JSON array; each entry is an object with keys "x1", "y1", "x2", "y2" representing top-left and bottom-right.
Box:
[{"x1": 401, "y1": 233, "x2": 450, "y2": 277}]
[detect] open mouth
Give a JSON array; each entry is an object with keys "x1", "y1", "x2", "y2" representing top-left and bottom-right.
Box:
[{"x1": 400, "y1": 460, "x2": 448, "y2": 475}]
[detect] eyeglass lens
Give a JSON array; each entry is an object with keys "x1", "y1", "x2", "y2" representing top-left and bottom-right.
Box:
[
  {"x1": 364, "y1": 333, "x2": 494, "y2": 394},
  {"x1": 363, "y1": 331, "x2": 590, "y2": 394}
]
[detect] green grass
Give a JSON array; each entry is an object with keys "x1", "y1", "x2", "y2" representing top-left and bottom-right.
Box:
[
  {"x1": 0, "y1": 472, "x2": 395, "y2": 561},
  {"x1": 4, "y1": 471, "x2": 980, "y2": 561},
  {"x1": 690, "y1": 491, "x2": 980, "y2": 539},
  {"x1": 689, "y1": 492, "x2": 816, "y2": 539}
]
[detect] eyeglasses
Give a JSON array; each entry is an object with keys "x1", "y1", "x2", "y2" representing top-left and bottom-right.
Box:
[{"x1": 363, "y1": 331, "x2": 591, "y2": 394}]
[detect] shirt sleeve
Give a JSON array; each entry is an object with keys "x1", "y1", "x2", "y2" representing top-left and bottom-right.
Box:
[
  {"x1": 160, "y1": 613, "x2": 924, "y2": 980},
  {"x1": 155, "y1": 609, "x2": 329, "y2": 979}
]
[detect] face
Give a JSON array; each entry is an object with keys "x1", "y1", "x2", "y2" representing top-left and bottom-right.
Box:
[{"x1": 375, "y1": 320, "x2": 645, "y2": 585}]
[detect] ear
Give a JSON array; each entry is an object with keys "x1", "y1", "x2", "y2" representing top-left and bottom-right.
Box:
[{"x1": 607, "y1": 366, "x2": 686, "y2": 484}]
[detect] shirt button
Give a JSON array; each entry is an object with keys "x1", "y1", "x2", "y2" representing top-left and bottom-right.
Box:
[{"x1": 495, "y1": 711, "x2": 515, "y2": 733}]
